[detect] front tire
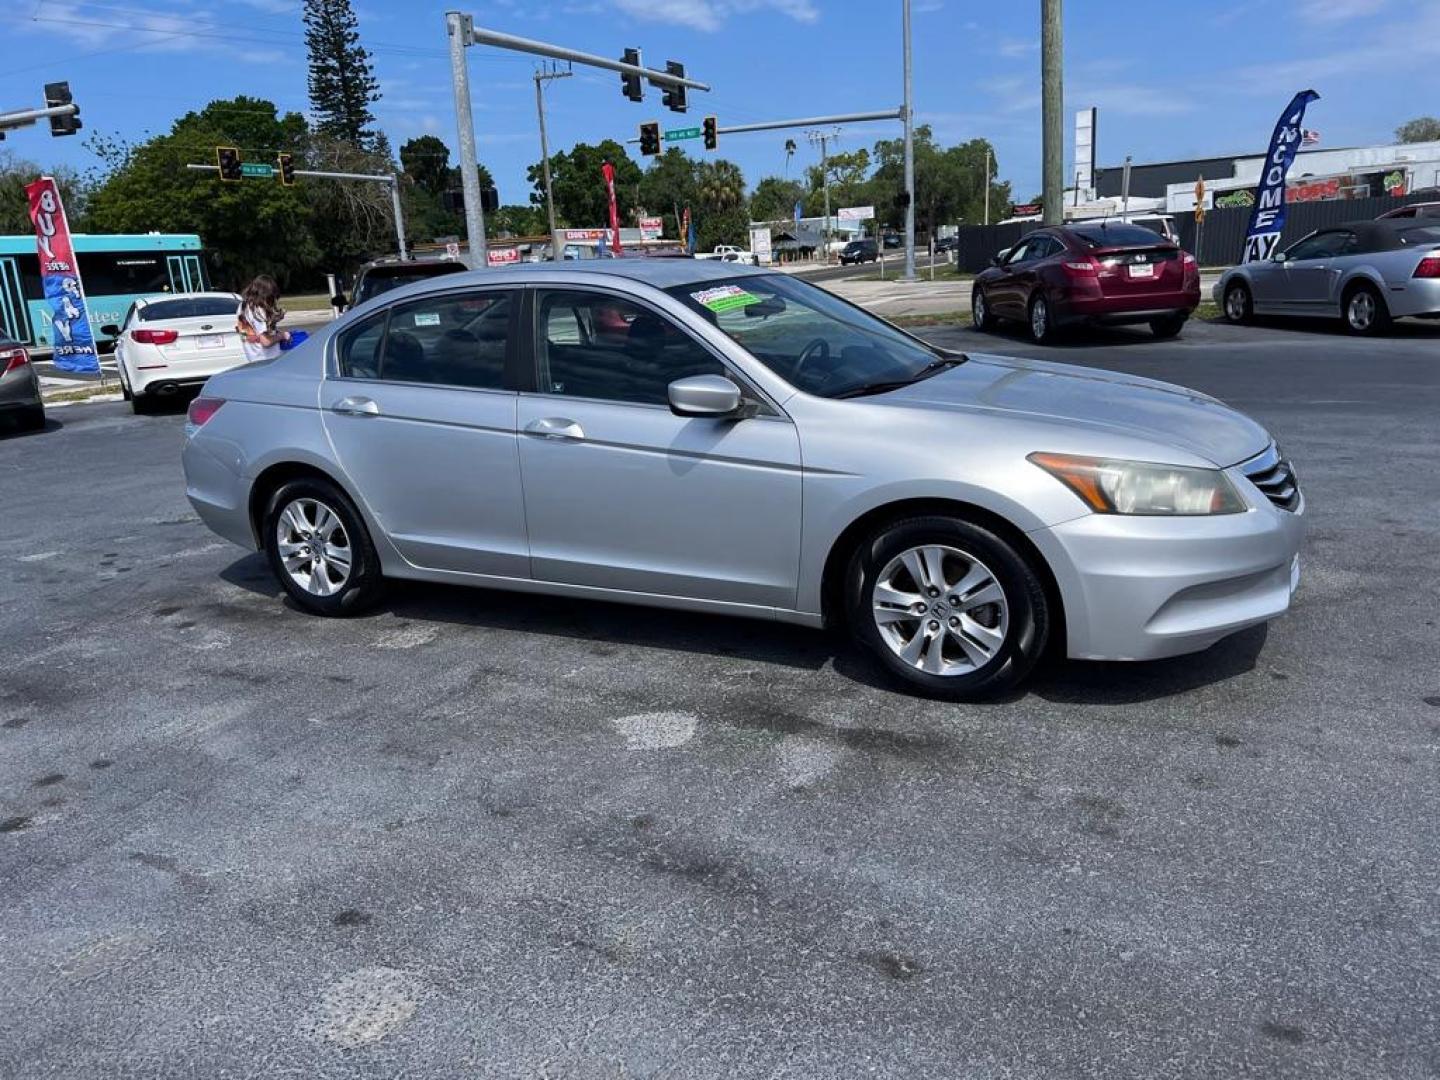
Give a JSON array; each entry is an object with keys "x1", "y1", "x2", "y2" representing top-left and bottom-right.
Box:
[
  {"x1": 263, "y1": 477, "x2": 384, "y2": 616},
  {"x1": 846, "y1": 516, "x2": 1050, "y2": 701},
  {"x1": 972, "y1": 287, "x2": 995, "y2": 331},
  {"x1": 1343, "y1": 283, "x2": 1391, "y2": 336}
]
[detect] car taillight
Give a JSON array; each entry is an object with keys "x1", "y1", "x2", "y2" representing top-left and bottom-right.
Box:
[
  {"x1": 1062, "y1": 259, "x2": 1098, "y2": 275},
  {"x1": 132, "y1": 328, "x2": 179, "y2": 344},
  {"x1": 1414, "y1": 255, "x2": 1440, "y2": 279},
  {"x1": 1, "y1": 346, "x2": 29, "y2": 374},
  {"x1": 187, "y1": 397, "x2": 224, "y2": 428}
]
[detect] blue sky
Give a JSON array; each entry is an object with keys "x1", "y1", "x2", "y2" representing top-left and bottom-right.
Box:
[{"x1": 1, "y1": 0, "x2": 1436, "y2": 209}]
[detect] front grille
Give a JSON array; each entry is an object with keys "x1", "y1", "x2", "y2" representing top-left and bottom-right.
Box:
[{"x1": 1241, "y1": 444, "x2": 1301, "y2": 511}]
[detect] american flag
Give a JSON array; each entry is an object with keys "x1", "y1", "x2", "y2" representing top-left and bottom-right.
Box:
[{"x1": 1302, "y1": 128, "x2": 1321, "y2": 146}]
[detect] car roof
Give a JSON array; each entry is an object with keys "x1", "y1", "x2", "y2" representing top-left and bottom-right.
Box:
[
  {"x1": 1325, "y1": 220, "x2": 1436, "y2": 250},
  {"x1": 431, "y1": 258, "x2": 775, "y2": 290}
]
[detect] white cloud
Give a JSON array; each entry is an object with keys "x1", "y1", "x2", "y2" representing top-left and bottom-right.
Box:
[
  {"x1": 1298, "y1": 0, "x2": 1386, "y2": 22},
  {"x1": 610, "y1": 0, "x2": 817, "y2": 32},
  {"x1": 997, "y1": 38, "x2": 1038, "y2": 59}
]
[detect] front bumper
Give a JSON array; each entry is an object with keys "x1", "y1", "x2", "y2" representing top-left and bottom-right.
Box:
[{"x1": 1028, "y1": 475, "x2": 1305, "y2": 661}]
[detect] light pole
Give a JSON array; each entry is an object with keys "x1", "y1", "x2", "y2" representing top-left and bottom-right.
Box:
[
  {"x1": 984, "y1": 144, "x2": 991, "y2": 226},
  {"x1": 446, "y1": 11, "x2": 488, "y2": 268},
  {"x1": 902, "y1": 0, "x2": 916, "y2": 280},
  {"x1": 1041, "y1": 0, "x2": 1063, "y2": 225}
]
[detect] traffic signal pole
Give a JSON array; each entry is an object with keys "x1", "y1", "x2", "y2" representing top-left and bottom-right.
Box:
[
  {"x1": 186, "y1": 163, "x2": 408, "y2": 261},
  {"x1": 444, "y1": 9, "x2": 710, "y2": 270},
  {"x1": 902, "y1": 0, "x2": 916, "y2": 280}
]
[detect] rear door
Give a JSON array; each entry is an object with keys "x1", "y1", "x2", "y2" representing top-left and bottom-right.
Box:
[{"x1": 320, "y1": 287, "x2": 528, "y2": 577}]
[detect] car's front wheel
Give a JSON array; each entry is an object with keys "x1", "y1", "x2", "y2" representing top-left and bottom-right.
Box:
[
  {"x1": 972, "y1": 287, "x2": 995, "y2": 331},
  {"x1": 263, "y1": 477, "x2": 384, "y2": 615},
  {"x1": 847, "y1": 516, "x2": 1050, "y2": 700}
]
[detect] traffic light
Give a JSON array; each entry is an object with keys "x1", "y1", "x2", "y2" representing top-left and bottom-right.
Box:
[
  {"x1": 620, "y1": 47, "x2": 643, "y2": 102},
  {"x1": 702, "y1": 116, "x2": 718, "y2": 152},
  {"x1": 443, "y1": 187, "x2": 499, "y2": 213},
  {"x1": 661, "y1": 61, "x2": 687, "y2": 113},
  {"x1": 216, "y1": 146, "x2": 242, "y2": 182},
  {"x1": 276, "y1": 152, "x2": 296, "y2": 186},
  {"x1": 44, "y1": 82, "x2": 80, "y2": 137},
  {"x1": 638, "y1": 121, "x2": 661, "y2": 157},
  {"x1": 480, "y1": 186, "x2": 500, "y2": 213}
]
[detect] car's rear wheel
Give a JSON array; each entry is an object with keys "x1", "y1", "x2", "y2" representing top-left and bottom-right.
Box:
[
  {"x1": 972, "y1": 287, "x2": 995, "y2": 331},
  {"x1": 1223, "y1": 281, "x2": 1253, "y2": 324},
  {"x1": 1028, "y1": 293, "x2": 1055, "y2": 343},
  {"x1": 846, "y1": 516, "x2": 1049, "y2": 700},
  {"x1": 1150, "y1": 313, "x2": 1187, "y2": 339},
  {"x1": 263, "y1": 477, "x2": 384, "y2": 616},
  {"x1": 17, "y1": 405, "x2": 45, "y2": 432},
  {"x1": 1343, "y1": 282, "x2": 1391, "y2": 336}
]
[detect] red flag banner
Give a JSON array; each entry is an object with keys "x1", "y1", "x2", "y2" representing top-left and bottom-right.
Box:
[{"x1": 25, "y1": 176, "x2": 99, "y2": 374}]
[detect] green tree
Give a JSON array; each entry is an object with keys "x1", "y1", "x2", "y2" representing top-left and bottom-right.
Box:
[
  {"x1": 638, "y1": 147, "x2": 697, "y2": 238},
  {"x1": 527, "y1": 140, "x2": 642, "y2": 227},
  {"x1": 399, "y1": 134, "x2": 454, "y2": 195},
  {"x1": 301, "y1": 130, "x2": 401, "y2": 271},
  {"x1": 1396, "y1": 116, "x2": 1440, "y2": 143},
  {"x1": 85, "y1": 97, "x2": 318, "y2": 289},
  {"x1": 803, "y1": 148, "x2": 871, "y2": 215},
  {"x1": 694, "y1": 159, "x2": 748, "y2": 249},
  {"x1": 749, "y1": 176, "x2": 805, "y2": 223},
  {"x1": 0, "y1": 152, "x2": 88, "y2": 234},
  {"x1": 490, "y1": 204, "x2": 548, "y2": 237},
  {"x1": 304, "y1": 0, "x2": 381, "y2": 150}
]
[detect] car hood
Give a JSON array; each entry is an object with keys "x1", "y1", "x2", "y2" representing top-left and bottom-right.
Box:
[{"x1": 876, "y1": 352, "x2": 1269, "y2": 467}]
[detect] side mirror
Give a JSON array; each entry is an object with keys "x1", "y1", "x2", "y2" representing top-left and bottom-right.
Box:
[
  {"x1": 330, "y1": 293, "x2": 349, "y2": 311},
  {"x1": 989, "y1": 255, "x2": 1002, "y2": 267},
  {"x1": 668, "y1": 374, "x2": 745, "y2": 418},
  {"x1": 1271, "y1": 252, "x2": 1288, "y2": 264},
  {"x1": 100, "y1": 324, "x2": 120, "y2": 337}
]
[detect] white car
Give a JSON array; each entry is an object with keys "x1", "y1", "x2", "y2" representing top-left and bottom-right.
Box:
[{"x1": 106, "y1": 293, "x2": 247, "y2": 414}]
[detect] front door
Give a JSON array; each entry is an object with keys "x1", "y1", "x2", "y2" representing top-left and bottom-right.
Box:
[
  {"x1": 515, "y1": 288, "x2": 803, "y2": 609},
  {"x1": 1283, "y1": 230, "x2": 1355, "y2": 312},
  {"x1": 320, "y1": 287, "x2": 529, "y2": 577}
]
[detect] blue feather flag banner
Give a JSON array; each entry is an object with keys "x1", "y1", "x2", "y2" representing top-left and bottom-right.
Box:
[{"x1": 1242, "y1": 90, "x2": 1321, "y2": 263}]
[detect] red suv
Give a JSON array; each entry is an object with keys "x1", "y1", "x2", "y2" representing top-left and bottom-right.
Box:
[{"x1": 972, "y1": 222, "x2": 1200, "y2": 342}]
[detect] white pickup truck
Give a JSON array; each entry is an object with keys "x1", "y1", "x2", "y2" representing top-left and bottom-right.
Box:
[{"x1": 694, "y1": 245, "x2": 758, "y2": 265}]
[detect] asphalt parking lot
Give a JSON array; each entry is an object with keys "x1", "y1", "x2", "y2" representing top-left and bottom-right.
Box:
[{"x1": 2, "y1": 316, "x2": 1437, "y2": 1079}]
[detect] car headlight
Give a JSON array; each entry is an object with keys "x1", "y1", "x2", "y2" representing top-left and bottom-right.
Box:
[{"x1": 1028, "y1": 452, "x2": 1246, "y2": 515}]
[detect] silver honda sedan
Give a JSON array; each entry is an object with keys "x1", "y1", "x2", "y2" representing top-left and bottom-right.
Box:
[{"x1": 182, "y1": 260, "x2": 1304, "y2": 699}]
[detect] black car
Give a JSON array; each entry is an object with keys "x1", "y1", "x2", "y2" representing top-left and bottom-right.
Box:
[
  {"x1": 839, "y1": 239, "x2": 878, "y2": 265},
  {"x1": 335, "y1": 256, "x2": 469, "y2": 311},
  {"x1": 0, "y1": 333, "x2": 44, "y2": 433}
]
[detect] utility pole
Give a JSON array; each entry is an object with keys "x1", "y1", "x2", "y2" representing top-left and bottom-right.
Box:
[
  {"x1": 807, "y1": 129, "x2": 837, "y2": 264},
  {"x1": 447, "y1": 11, "x2": 488, "y2": 269},
  {"x1": 533, "y1": 62, "x2": 571, "y2": 260},
  {"x1": 1121, "y1": 154, "x2": 1132, "y2": 220},
  {"x1": 902, "y1": 0, "x2": 916, "y2": 280},
  {"x1": 1041, "y1": 0, "x2": 1063, "y2": 225}
]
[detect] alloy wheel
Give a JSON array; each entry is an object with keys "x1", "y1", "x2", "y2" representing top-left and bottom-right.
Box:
[
  {"x1": 973, "y1": 290, "x2": 987, "y2": 328},
  {"x1": 275, "y1": 497, "x2": 352, "y2": 597},
  {"x1": 1348, "y1": 291, "x2": 1375, "y2": 331},
  {"x1": 1031, "y1": 298, "x2": 1048, "y2": 340},
  {"x1": 1225, "y1": 287, "x2": 1248, "y2": 322},
  {"x1": 871, "y1": 544, "x2": 1010, "y2": 676}
]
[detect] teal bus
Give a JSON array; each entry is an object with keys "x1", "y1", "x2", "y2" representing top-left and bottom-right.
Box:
[{"x1": 0, "y1": 233, "x2": 211, "y2": 350}]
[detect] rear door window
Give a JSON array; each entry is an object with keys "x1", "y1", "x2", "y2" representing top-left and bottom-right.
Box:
[{"x1": 379, "y1": 291, "x2": 513, "y2": 389}]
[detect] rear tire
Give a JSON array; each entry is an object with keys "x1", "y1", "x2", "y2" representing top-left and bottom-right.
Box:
[
  {"x1": 1150, "y1": 313, "x2": 1187, "y2": 339},
  {"x1": 1027, "y1": 293, "x2": 1056, "y2": 344},
  {"x1": 846, "y1": 515, "x2": 1049, "y2": 701},
  {"x1": 17, "y1": 405, "x2": 45, "y2": 432},
  {"x1": 1343, "y1": 282, "x2": 1391, "y2": 336},
  {"x1": 131, "y1": 393, "x2": 154, "y2": 415},
  {"x1": 262, "y1": 477, "x2": 384, "y2": 616},
  {"x1": 972, "y1": 287, "x2": 996, "y2": 331},
  {"x1": 1223, "y1": 281, "x2": 1253, "y2": 324}
]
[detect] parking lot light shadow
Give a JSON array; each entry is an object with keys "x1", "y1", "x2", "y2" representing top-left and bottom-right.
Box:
[{"x1": 219, "y1": 554, "x2": 1269, "y2": 703}]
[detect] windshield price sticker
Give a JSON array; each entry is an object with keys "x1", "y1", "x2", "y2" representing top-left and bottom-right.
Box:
[
  {"x1": 413, "y1": 312, "x2": 441, "y2": 326},
  {"x1": 691, "y1": 285, "x2": 759, "y2": 313}
]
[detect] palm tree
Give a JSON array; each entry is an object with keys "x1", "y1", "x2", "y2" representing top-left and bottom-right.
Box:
[
  {"x1": 697, "y1": 160, "x2": 745, "y2": 211},
  {"x1": 784, "y1": 138, "x2": 797, "y2": 176}
]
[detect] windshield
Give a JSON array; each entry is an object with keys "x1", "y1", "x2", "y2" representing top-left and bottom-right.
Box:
[
  {"x1": 1070, "y1": 223, "x2": 1167, "y2": 248},
  {"x1": 355, "y1": 264, "x2": 464, "y2": 303},
  {"x1": 665, "y1": 274, "x2": 950, "y2": 398},
  {"x1": 139, "y1": 297, "x2": 238, "y2": 321}
]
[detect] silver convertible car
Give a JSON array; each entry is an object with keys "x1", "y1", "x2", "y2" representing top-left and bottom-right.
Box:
[
  {"x1": 183, "y1": 260, "x2": 1304, "y2": 699},
  {"x1": 1215, "y1": 218, "x2": 1440, "y2": 334}
]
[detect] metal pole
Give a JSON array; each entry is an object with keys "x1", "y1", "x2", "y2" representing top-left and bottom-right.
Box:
[
  {"x1": 984, "y1": 145, "x2": 991, "y2": 226},
  {"x1": 389, "y1": 176, "x2": 408, "y2": 260},
  {"x1": 465, "y1": 25, "x2": 709, "y2": 90},
  {"x1": 1121, "y1": 154, "x2": 1132, "y2": 221},
  {"x1": 902, "y1": 0, "x2": 916, "y2": 280},
  {"x1": 0, "y1": 103, "x2": 78, "y2": 130},
  {"x1": 534, "y1": 65, "x2": 569, "y2": 261},
  {"x1": 624, "y1": 110, "x2": 901, "y2": 147},
  {"x1": 1041, "y1": 0, "x2": 1063, "y2": 225},
  {"x1": 821, "y1": 134, "x2": 831, "y2": 265},
  {"x1": 447, "y1": 11, "x2": 488, "y2": 269}
]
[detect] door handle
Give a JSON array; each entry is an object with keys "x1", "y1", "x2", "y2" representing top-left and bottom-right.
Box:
[
  {"x1": 524, "y1": 417, "x2": 585, "y2": 441},
  {"x1": 332, "y1": 396, "x2": 380, "y2": 417}
]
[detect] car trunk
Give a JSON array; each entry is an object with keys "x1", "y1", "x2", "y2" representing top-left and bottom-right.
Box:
[
  {"x1": 1088, "y1": 244, "x2": 1184, "y2": 299},
  {"x1": 141, "y1": 316, "x2": 246, "y2": 366}
]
